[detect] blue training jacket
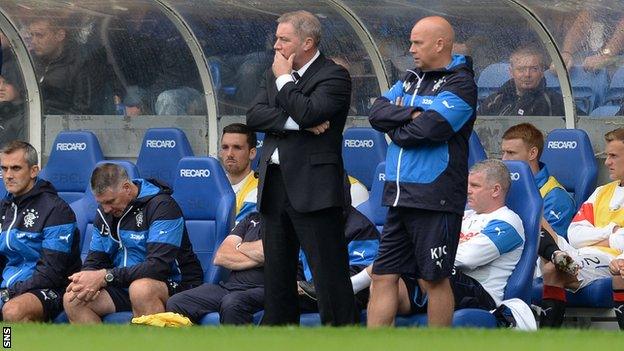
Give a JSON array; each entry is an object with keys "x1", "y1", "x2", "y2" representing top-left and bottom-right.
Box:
[
  {"x1": 83, "y1": 179, "x2": 203, "y2": 288},
  {"x1": 0, "y1": 178, "x2": 81, "y2": 297},
  {"x1": 369, "y1": 54, "x2": 477, "y2": 214},
  {"x1": 535, "y1": 163, "x2": 576, "y2": 238}
]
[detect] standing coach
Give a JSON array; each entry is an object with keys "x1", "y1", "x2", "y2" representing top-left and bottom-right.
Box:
[
  {"x1": 246, "y1": 10, "x2": 355, "y2": 325},
  {"x1": 367, "y1": 16, "x2": 477, "y2": 327}
]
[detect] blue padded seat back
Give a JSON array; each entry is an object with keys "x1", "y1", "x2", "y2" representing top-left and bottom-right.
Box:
[
  {"x1": 356, "y1": 162, "x2": 387, "y2": 232},
  {"x1": 173, "y1": 157, "x2": 235, "y2": 283},
  {"x1": 468, "y1": 131, "x2": 487, "y2": 169},
  {"x1": 502, "y1": 160, "x2": 542, "y2": 304},
  {"x1": 186, "y1": 220, "x2": 217, "y2": 283},
  {"x1": 73, "y1": 160, "x2": 140, "y2": 261},
  {"x1": 590, "y1": 105, "x2": 620, "y2": 117},
  {"x1": 136, "y1": 128, "x2": 194, "y2": 188},
  {"x1": 605, "y1": 66, "x2": 624, "y2": 105},
  {"x1": 477, "y1": 62, "x2": 510, "y2": 101},
  {"x1": 540, "y1": 129, "x2": 597, "y2": 209},
  {"x1": 40, "y1": 131, "x2": 104, "y2": 203},
  {"x1": 342, "y1": 127, "x2": 388, "y2": 190}
]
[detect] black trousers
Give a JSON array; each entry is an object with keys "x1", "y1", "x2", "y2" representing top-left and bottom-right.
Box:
[
  {"x1": 166, "y1": 283, "x2": 264, "y2": 325},
  {"x1": 261, "y1": 165, "x2": 356, "y2": 325}
]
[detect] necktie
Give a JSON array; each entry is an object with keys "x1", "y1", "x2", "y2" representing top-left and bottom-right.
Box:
[{"x1": 292, "y1": 71, "x2": 301, "y2": 83}]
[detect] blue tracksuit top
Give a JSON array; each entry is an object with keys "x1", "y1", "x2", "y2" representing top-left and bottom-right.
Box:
[{"x1": 369, "y1": 54, "x2": 478, "y2": 214}]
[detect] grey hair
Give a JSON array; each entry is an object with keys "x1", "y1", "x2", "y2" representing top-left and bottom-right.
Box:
[
  {"x1": 469, "y1": 159, "x2": 511, "y2": 195},
  {"x1": 90, "y1": 163, "x2": 129, "y2": 195},
  {"x1": 277, "y1": 10, "x2": 321, "y2": 46},
  {"x1": 0, "y1": 140, "x2": 38, "y2": 167}
]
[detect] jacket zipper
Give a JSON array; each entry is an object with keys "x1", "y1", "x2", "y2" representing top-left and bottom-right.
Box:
[
  {"x1": 117, "y1": 206, "x2": 133, "y2": 267},
  {"x1": 393, "y1": 72, "x2": 425, "y2": 207},
  {"x1": 97, "y1": 206, "x2": 133, "y2": 267},
  {"x1": 5, "y1": 204, "x2": 17, "y2": 251}
]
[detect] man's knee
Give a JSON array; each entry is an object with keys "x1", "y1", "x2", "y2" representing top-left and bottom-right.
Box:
[
  {"x1": 129, "y1": 278, "x2": 168, "y2": 305},
  {"x1": 219, "y1": 293, "x2": 245, "y2": 315},
  {"x1": 165, "y1": 292, "x2": 185, "y2": 313},
  {"x1": 419, "y1": 277, "x2": 450, "y2": 293},
  {"x1": 371, "y1": 273, "x2": 399, "y2": 286},
  {"x1": 2, "y1": 299, "x2": 26, "y2": 321}
]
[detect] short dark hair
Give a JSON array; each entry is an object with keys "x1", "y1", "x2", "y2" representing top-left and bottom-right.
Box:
[
  {"x1": 90, "y1": 163, "x2": 129, "y2": 195},
  {"x1": 510, "y1": 46, "x2": 547, "y2": 69},
  {"x1": 222, "y1": 123, "x2": 257, "y2": 149},
  {"x1": 0, "y1": 140, "x2": 38, "y2": 167}
]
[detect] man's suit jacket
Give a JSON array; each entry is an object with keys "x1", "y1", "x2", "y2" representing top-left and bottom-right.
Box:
[{"x1": 246, "y1": 53, "x2": 351, "y2": 213}]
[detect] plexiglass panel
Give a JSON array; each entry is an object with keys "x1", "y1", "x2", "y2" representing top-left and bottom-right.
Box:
[
  {"x1": 525, "y1": 0, "x2": 624, "y2": 117},
  {"x1": 1, "y1": 1, "x2": 205, "y2": 117},
  {"x1": 343, "y1": 0, "x2": 567, "y2": 123},
  {"x1": 168, "y1": 0, "x2": 381, "y2": 117},
  {"x1": 0, "y1": 30, "x2": 27, "y2": 146}
]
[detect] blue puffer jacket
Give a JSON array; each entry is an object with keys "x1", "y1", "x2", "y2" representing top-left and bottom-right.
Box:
[
  {"x1": 369, "y1": 54, "x2": 477, "y2": 215},
  {"x1": 83, "y1": 179, "x2": 203, "y2": 288},
  {"x1": 0, "y1": 178, "x2": 81, "y2": 297}
]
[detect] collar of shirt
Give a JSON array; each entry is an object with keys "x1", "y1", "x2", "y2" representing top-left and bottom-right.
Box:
[{"x1": 293, "y1": 50, "x2": 320, "y2": 79}]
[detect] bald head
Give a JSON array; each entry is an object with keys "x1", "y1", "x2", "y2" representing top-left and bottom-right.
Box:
[{"x1": 409, "y1": 16, "x2": 455, "y2": 70}]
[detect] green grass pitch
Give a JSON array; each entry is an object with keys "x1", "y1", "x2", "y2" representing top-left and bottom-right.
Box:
[{"x1": 3, "y1": 324, "x2": 622, "y2": 351}]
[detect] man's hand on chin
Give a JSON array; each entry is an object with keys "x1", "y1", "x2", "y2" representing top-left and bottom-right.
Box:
[{"x1": 273, "y1": 52, "x2": 295, "y2": 77}]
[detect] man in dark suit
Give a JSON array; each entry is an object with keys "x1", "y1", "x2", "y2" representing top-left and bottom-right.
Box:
[{"x1": 246, "y1": 10, "x2": 355, "y2": 326}]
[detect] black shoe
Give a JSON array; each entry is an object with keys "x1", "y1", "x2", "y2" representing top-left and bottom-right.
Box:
[{"x1": 298, "y1": 281, "x2": 317, "y2": 301}]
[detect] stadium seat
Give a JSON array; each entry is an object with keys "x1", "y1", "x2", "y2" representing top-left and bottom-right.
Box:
[
  {"x1": 477, "y1": 62, "x2": 510, "y2": 102},
  {"x1": 356, "y1": 162, "x2": 387, "y2": 233},
  {"x1": 251, "y1": 132, "x2": 264, "y2": 171},
  {"x1": 173, "y1": 157, "x2": 236, "y2": 283},
  {"x1": 532, "y1": 277, "x2": 612, "y2": 308},
  {"x1": 570, "y1": 66, "x2": 608, "y2": 114},
  {"x1": 73, "y1": 160, "x2": 140, "y2": 261},
  {"x1": 396, "y1": 160, "x2": 542, "y2": 327},
  {"x1": 136, "y1": 128, "x2": 194, "y2": 188},
  {"x1": 590, "y1": 104, "x2": 620, "y2": 117},
  {"x1": 39, "y1": 131, "x2": 104, "y2": 204},
  {"x1": 604, "y1": 66, "x2": 624, "y2": 105},
  {"x1": 0, "y1": 172, "x2": 6, "y2": 199},
  {"x1": 540, "y1": 129, "x2": 597, "y2": 211},
  {"x1": 342, "y1": 127, "x2": 388, "y2": 189},
  {"x1": 200, "y1": 311, "x2": 264, "y2": 326},
  {"x1": 468, "y1": 131, "x2": 487, "y2": 168}
]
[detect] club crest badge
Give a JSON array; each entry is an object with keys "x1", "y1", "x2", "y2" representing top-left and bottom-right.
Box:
[
  {"x1": 135, "y1": 211, "x2": 144, "y2": 227},
  {"x1": 23, "y1": 209, "x2": 39, "y2": 228},
  {"x1": 432, "y1": 77, "x2": 446, "y2": 92}
]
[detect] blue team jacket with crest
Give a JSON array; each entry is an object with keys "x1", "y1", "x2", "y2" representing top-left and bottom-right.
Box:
[
  {"x1": 83, "y1": 179, "x2": 203, "y2": 287},
  {"x1": 369, "y1": 55, "x2": 477, "y2": 215},
  {"x1": 0, "y1": 178, "x2": 81, "y2": 297}
]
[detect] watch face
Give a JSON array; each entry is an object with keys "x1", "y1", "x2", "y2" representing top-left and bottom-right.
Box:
[{"x1": 105, "y1": 273, "x2": 114, "y2": 282}]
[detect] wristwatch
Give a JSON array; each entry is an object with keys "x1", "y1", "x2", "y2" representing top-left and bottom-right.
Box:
[
  {"x1": 0, "y1": 289, "x2": 9, "y2": 303},
  {"x1": 600, "y1": 47, "x2": 614, "y2": 56},
  {"x1": 104, "y1": 270, "x2": 114, "y2": 284}
]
